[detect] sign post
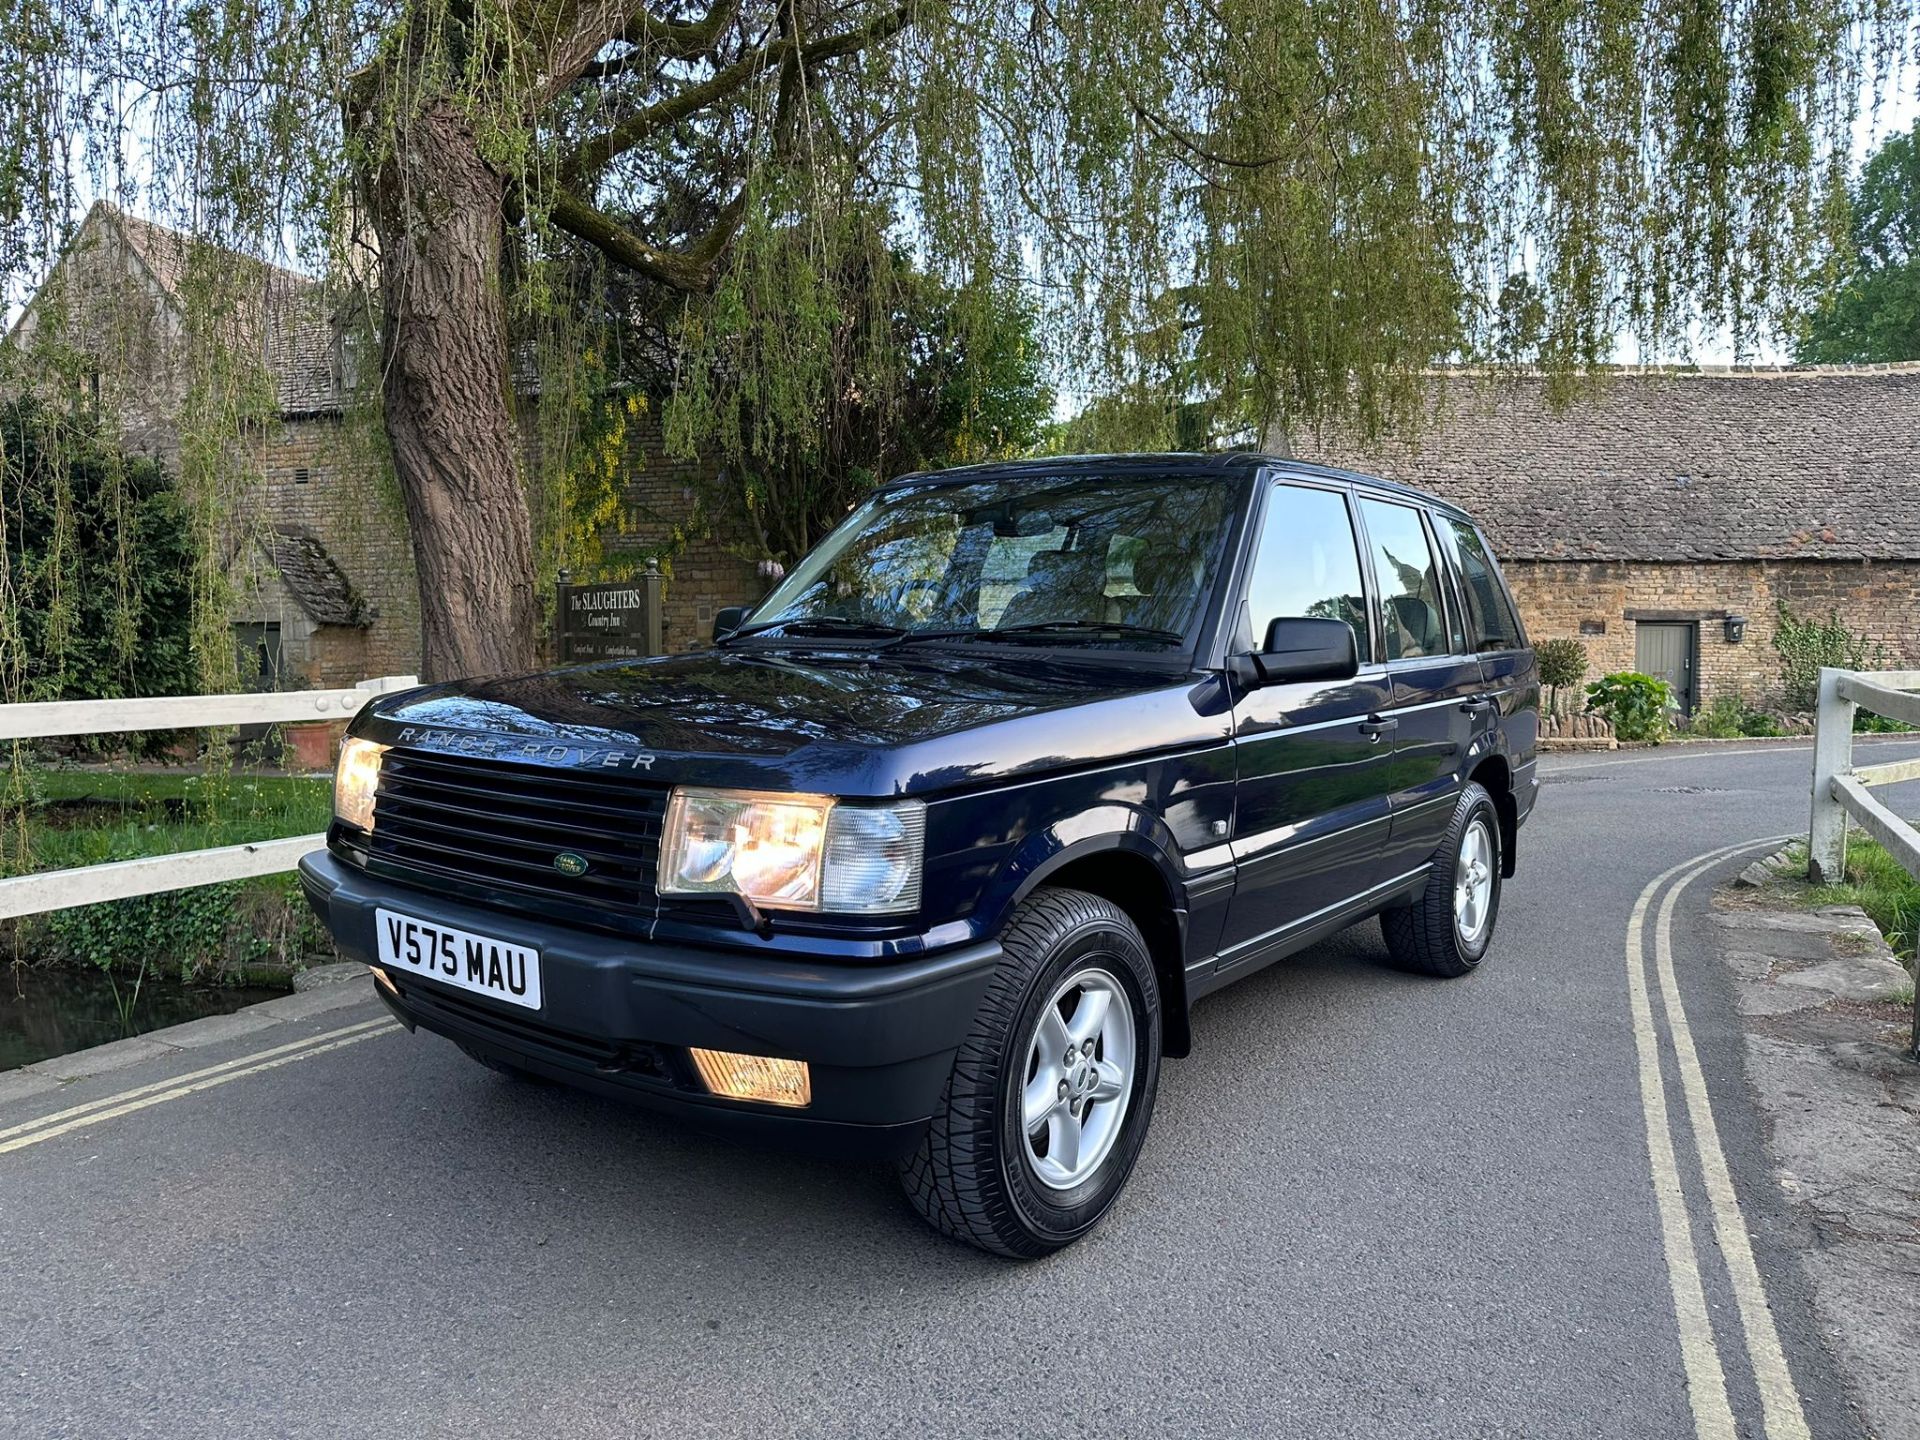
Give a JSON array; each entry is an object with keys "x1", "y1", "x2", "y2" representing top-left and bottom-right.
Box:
[{"x1": 554, "y1": 559, "x2": 665, "y2": 664}]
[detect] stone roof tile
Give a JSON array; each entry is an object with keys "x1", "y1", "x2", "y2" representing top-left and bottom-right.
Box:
[
  {"x1": 1300, "y1": 370, "x2": 1920, "y2": 562},
  {"x1": 264, "y1": 525, "x2": 369, "y2": 626}
]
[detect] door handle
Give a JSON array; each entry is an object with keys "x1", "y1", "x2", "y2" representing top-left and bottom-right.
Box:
[
  {"x1": 1460, "y1": 695, "x2": 1496, "y2": 715},
  {"x1": 1358, "y1": 717, "x2": 1398, "y2": 742}
]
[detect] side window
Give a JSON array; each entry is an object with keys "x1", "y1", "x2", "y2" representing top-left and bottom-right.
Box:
[
  {"x1": 1244, "y1": 484, "x2": 1372, "y2": 663},
  {"x1": 1432, "y1": 514, "x2": 1470, "y2": 655},
  {"x1": 1443, "y1": 519, "x2": 1524, "y2": 652},
  {"x1": 1358, "y1": 497, "x2": 1448, "y2": 661}
]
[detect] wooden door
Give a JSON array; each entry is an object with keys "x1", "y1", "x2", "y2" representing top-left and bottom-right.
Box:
[{"x1": 1635, "y1": 621, "x2": 1695, "y2": 714}]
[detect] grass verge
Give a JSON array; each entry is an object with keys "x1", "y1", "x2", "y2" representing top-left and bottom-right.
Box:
[
  {"x1": 1802, "y1": 835, "x2": 1920, "y2": 984},
  {"x1": 4, "y1": 765, "x2": 335, "y2": 986}
]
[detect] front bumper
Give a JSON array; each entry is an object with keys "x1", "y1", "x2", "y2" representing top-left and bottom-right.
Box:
[{"x1": 298, "y1": 851, "x2": 1000, "y2": 1155}]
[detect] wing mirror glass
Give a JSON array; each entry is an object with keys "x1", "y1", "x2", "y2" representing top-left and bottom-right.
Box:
[
  {"x1": 1243, "y1": 616, "x2": 1360, "y2": 685},
  {"x1": 712, "y1": 604, "x2": 749, "y2": 642}
]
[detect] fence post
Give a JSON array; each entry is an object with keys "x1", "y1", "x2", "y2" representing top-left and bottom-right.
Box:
[
  {"x1": 642, "y1": 557, "x2": 664, "y2": 656},
  {"x1": 555, "y1": 568, "x2": 573, "y2": 665},
  {"x1": 1808, "y1": 666, "x2": 1854, "y2": 884}
]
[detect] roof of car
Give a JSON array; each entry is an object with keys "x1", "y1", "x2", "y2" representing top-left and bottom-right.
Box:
[{"x1": 881, "y1": 452, "x2": 1475, "y2": 520}]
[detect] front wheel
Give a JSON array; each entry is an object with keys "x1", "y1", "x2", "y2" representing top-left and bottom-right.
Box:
[
  {"x1": 1381, "y1": 780, "x2": 1503, "y2": 978},
  {"x1": 898, "y1": 887, "x2": 1162, "y2": 1258}
]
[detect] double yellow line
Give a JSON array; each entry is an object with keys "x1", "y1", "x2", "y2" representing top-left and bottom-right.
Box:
[
  {"x1": 0, "y1": 1016, "x2": 398, "y2": 1156},
  {"x1": 1625, "y1": 836, "x2": 1809, "y2": 1440}
]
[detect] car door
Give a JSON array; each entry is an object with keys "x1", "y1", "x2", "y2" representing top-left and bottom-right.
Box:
[
  {"x1": 1353, "y1": 495, "x2": 1484, "y2": 876},
  {"x1": 1217, "y1": 480, "x2": 1398, "y2": 971},
  {"x1": 1435, "y1": 513, "x2": 1540, "y2": 757}
]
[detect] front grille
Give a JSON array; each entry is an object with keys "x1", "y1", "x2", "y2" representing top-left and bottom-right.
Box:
[{"x1": 364, "y1": 749, "x2": 667, "y2": 917}]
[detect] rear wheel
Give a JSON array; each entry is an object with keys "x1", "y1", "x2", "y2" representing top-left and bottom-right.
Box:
[
  {"x1": 1381, "y1": 780, "x2": 1503, "y2": 978},
  {"x1": 898, "y1": 888, "x2": 1162, "y2": 1258}
]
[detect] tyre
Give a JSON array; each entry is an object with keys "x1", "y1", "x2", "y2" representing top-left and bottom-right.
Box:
[
  {"x1": 899, "y1": 887, "x2": 1162, "y2": 1258},
  {"x1": 1381, "y1": 779, "x2": 1503, "y2": 978}
]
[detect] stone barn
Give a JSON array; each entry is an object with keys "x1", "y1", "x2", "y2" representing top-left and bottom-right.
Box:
[{"x1": 1304, "y1": 367, "x2": 1920, "y2": 715}]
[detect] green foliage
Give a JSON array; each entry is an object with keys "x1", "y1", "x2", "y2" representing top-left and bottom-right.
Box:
[
  {"x1": 1536, "y1": 638, "x2": 1589, "y2": 712},
  {"x1": 10, "y1": 768, "x2": 333, "y2": 983},
  {"x1": 1806, "y1": 836, "x2": 1920, "y2": 963},
  {"x1": 1586, "y1": 671, "x2": 1674, "y2": 742},
  {"x1": 0, "y1": 0, "x2": 1908, "y2": 654},
  {"x1": 1688, "y1": 694, "x2": 1785, "y2": 739},
  {"x1": 1687, "y1": 695, "x2": 1748, "y2": 738},
  {"x1": 16, "y1": 770, "x2": 332, "y2": 871},
  {"x1": 1, "y1": 400, "x2": 197, "y2": 714},
  {"x1": 659, "y1": 241, "x2": 1053, "y2": 559},
  {"x1": 1797, "y1": 126, "x2": 1920, "y2": 362},
  {"x1": 1773, "y1": 603, "x2": 1888, "y2": 710}
]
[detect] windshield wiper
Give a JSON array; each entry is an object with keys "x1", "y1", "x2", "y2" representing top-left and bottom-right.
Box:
[
  {"x1": 716, "y1": 616, "x2": 907, "y2": 645},
  {"x1": 886, "y1": 620, "x2": 1185, "y2": 648}
]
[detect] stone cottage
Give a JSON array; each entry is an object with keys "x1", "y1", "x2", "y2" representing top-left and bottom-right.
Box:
[
  {"x1": 4, "y1": 202, "x2": 760, "y2": 684},
  {"x1": 4, "y1": 201, "x2": 419, "y2": 687},
  {"x1": 1304, "y1": 367, "x2": 1920, "y2": 715}
]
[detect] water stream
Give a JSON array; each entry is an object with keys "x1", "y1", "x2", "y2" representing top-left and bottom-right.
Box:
[{"x1": 1, "y1": 967, "x2": 283, "y2": 1072}]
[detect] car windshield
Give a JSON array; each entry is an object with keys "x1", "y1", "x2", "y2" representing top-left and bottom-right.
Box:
[{"x1": 737, "y1": 472, "x2": 1240, "y2": 650}]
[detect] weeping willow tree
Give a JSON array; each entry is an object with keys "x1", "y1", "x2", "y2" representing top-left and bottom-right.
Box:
[{"x1": 0, "y1": 0, "x2": 1911, "y2": 681}]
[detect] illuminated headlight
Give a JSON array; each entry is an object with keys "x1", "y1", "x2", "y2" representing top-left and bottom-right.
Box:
[
  {"x1": 659, "y1": 788, "x2": 925, "y2": 914},
  {"x1": 333, "y1": 737, "x2": 388, "y2": 831}
]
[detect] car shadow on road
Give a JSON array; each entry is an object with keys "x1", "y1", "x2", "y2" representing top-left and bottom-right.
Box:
[{"x1": 359, "y1": 914, "x2": 1448, "y2": 1284}]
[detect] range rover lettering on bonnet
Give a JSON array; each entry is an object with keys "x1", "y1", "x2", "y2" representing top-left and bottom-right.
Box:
[{"x1": 394, "y1": 726, "x2": 658, "y2": 771}]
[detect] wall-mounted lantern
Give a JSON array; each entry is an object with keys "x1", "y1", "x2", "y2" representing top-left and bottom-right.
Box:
[{"x1": 1723, "y1": 613, "x2": 1748, "y2": 644}]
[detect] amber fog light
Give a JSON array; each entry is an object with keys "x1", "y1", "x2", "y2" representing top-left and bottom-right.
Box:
[{"x1": 689, "y1": 1049, "x2": 812, "y2": 1108}]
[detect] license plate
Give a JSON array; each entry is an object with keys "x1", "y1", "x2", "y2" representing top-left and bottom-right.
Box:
[{"x1": 375, "y1": 908, "x2": 543, "y2": 1010}]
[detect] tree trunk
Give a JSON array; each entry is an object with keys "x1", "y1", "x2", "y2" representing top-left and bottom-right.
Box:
[{"x1": 362, "y1": 99, "x2": 539, "y2": 682}]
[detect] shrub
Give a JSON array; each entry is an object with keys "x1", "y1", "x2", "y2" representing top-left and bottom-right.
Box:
[
  {"x1": 3, "y1": 399, "x2": 198, "y2": 720},
  {"x1": 1688, "y1": 694, "x2": 1787, "y2": 739},
  {"x1": 1536, "y1": 638, "x2": 1589, "y2": 713},
  {"x1": 1773, "y1": 604, "x2": 1888, "y2": 711},
  {"x1": 1688, "y1": 695, "x2": 1746, "y2": 738},
  {"x1": 1586, "y1": 671, "x2": 1674, "y2": 742}
]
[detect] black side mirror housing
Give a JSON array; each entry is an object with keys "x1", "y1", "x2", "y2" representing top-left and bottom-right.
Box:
[
  {"x1": 712, "y1": 605, "x2": 749, "y2": 642},
  {"x1": 1243, "y1": 616, "x2": 1360, "y2": 686}
]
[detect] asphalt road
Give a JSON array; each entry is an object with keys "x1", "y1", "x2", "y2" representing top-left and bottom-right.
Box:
[{"x1": 5, "y1": 738, "x2": 1919, "y2": 1440}]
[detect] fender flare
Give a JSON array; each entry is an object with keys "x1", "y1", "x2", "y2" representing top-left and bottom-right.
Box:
[{"x1": 979, "y1": 807, "x2": 1195, "y2": 1057}]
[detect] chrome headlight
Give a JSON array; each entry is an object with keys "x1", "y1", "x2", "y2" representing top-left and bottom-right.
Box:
[
  {"x1": 659, "y1": 788, "x2": 925, "y2": 914},
  {"x1": 333, "y1": 737, "x2": 388, "y2": 831}
]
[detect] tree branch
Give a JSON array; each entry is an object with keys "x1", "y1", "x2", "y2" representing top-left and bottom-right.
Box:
[
  {"x1": 619, "y1": 0, "x2": 739, "y2": 56},
  {"x1": 547, "y1": 184, "x2": 749, "y2": 292},
  {"x1": 532, "y1": 0, "x2": 738, "y2": 104},
  {"x1": 560, "y1": 1, "x2": 915, "y2": 184}
]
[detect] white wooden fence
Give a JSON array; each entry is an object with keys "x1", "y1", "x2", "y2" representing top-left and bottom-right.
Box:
[
  {"x1": 0, "y1": 675, "x2": 416, "y2": 921},
  {"x1": 1807, "y1": 666, "x2": 1920, "y2": 1056}
]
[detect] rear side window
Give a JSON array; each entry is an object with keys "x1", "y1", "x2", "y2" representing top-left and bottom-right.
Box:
[
  {"x1": 1244, "y1": 484, "x2": 1372, "y2": 663},
  {"x1": 1441, "y1": 519, "x2": 1524, "y2": 653},
  {"x1": 1357, "y1": 497, "x2": 1448, "y2": 661}
]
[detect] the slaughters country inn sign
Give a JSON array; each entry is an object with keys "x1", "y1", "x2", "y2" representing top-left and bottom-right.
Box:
[{"x1": 554, "y1": 562, "x2": 665, "y2": 663}]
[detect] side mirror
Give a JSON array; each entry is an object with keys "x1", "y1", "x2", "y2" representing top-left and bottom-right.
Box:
[
  {"x1": 712, "y1": 604, "x2": 749, "y2": 642},
  {"x1": 1244, "y1": 616, "x2": 1359, "y2": 685}
]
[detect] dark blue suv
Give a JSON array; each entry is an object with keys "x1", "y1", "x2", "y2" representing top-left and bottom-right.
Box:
[{"x1": 301, "y1": 454, "x2": 1539, "y2": 1256}]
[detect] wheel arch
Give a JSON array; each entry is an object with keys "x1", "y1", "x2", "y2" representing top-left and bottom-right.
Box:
[
  {"x1": 1468, "y1": 751, "x2": 1518, "y2": 877},
  {"x1": 996, "y1": 822, "x2": 1194, "y2": 1059}
]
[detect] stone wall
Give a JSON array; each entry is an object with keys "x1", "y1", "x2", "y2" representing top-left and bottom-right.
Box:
[
  {"x1": 1505, "y1": 558, "x2": 1920, "y2": 708},
  {"x1": 241, "y1": 416, "x2": 422, "y2": 687},
  {"x1": 583, "y1": 408, "x2": 765, "y2": 654}
]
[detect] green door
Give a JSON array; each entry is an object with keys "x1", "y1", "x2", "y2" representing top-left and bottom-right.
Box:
[{"x1": 1634, "y1": 621, "x2": 1695, "y2": 714}]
